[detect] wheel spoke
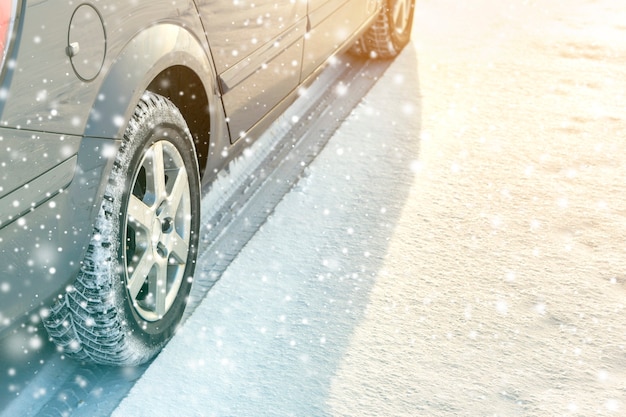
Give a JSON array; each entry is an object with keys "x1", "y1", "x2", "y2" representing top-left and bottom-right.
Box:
[
  {"x1": 127, "y1": 194, "x2": 153, "y2": 232},
  {"x1": 145, "y1": 142, "x2": 167, "y2": 202},
  {"x1": 165, "y1": 168, "x2": 189, "y2": 218},
  {"x1": 154, "y1": 262, "x2": 168, "y2": 317},
  {"x1": 393, "y1": 0, "x2": 409, "y2": 34},
  {"x1": 127, "y1": 251, "x2": 154, "y2": 299},
  {"x1": 164, "y1": 230, "x2": 189, "y2": 264}
]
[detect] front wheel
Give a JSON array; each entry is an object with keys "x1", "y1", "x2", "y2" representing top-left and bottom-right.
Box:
[
  {"x1": 353, "y1": 0, "x2": 415, "y2": 59},
  {"x1": 43, "y1": 92, "x2": 201, "y2": 366}
]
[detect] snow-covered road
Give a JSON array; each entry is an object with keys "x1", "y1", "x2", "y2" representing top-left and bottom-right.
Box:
[
  {"x1": 0, "y1": 53, "x2": 392, "y2": 416},
  {"x1": 3, "y1": 0, "x2": 626, "y2": 415},
  {"x1": 112, "y1": 38, "x2": 420, "y2": 417},
  {"x1": 114, "y1": 1, "x2": 626, "y2": 416}
]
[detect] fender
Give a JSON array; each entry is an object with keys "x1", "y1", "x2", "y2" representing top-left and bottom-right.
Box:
[
  {"x1": 83, "y1": 23, "x2": 225, "y2": 142},
  {"x1": 69, "y1": 23, "x2": 230, "y2": 282}
]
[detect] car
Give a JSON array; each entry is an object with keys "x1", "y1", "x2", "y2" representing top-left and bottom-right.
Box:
[{"x1": 0, "y1": 0, "x2": 414, "y2": 365}]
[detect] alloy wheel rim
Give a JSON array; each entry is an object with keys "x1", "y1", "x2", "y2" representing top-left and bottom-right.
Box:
[
  {"x1": 392, "y1": 0, "x2": 411, "y2": 37},
  {"x1": 124, "y1": 140, "x2": 192, "y2": 322}
]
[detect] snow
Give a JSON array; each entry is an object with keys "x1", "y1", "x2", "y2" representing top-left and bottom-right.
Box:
[
  {"x1": 114, "y1": 0, "x2": 626, "y2": 415},
  {"x1": 112, "y1": 37, "x2": 420, "y2": 417},
  {"x1": 2, "y1": 0, "x2": 625, "y2": 415}
]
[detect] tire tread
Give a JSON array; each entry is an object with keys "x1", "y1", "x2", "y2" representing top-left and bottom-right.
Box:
[
  {"x1": 352, "y1": 0, "x2": 415, "y2": 59},
  {"x1": 43, "y1": 92, "x2": 192, "y2": 366}
]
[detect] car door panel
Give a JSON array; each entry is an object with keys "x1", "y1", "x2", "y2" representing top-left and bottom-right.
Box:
[
  {"x1": 0, "y1": 134, "x2": 81, "y2": 227},
  {"x1": 218, "y1": 20, "x2": 306, "y2": 140},
  {"x1": 197, "y1": 0, "x2": 307, "y2": 142},
  {"x1": 302, "y1": 0, "x2": 378, "y2": 79}
]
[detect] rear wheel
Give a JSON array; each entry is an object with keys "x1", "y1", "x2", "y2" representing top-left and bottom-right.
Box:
[
  {"x1": 353, "y1": 0, "x2": 415, "y2": 59},
  {"x1": 43, "y1": 92, "x2": 200, "y2": 366}
]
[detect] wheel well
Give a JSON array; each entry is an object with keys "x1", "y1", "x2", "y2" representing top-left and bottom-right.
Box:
[{"x1": 147, "y1": 66, "x2": 211, "y2": 177}]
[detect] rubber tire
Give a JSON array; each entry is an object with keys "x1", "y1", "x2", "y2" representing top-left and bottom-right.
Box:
[
  {"x1": 352, "y1": 0, "x2": 415, "y2": 59},
  {"x1": 43, "y1": 92, "x2": 200, "y2": 366}
]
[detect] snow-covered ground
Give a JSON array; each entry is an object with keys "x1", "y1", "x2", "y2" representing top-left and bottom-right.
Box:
[
  {"x1": 3, "y1": 0, "x2": 624, "y2": 415},
  {"x1": 113, "y1": 1, "x2": 626, "y2": 416},
  {"x1": 111, "y1": 27, "x2": 420, "y2": 417}
]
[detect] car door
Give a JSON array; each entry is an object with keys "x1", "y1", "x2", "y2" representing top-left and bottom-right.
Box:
[
  {"x1": 301, "y1": 0, "x2": 378, "y2": 80},
  {"x1": 196, "y1": 0, "x2": 307, "y2": 142}
]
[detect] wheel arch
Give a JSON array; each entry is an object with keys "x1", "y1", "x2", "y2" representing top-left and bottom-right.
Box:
[
  {"x1": 147, "y1": 65, "x2": 211, "y2": 177},
  {"x1": 83, "y1": 23, "x2": 226, "y2": 178}
]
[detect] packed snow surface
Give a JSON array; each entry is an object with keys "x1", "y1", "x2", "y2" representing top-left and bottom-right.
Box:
[
  {"x1": 113, "y1": 39, "x2": 420, "y2": 417},
  {"x1": 7, "y1": 0, "x2": 626, "y2": 416},
  {"x1": 110, "y1": 0, "x2": 626, "y2": 415}
]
